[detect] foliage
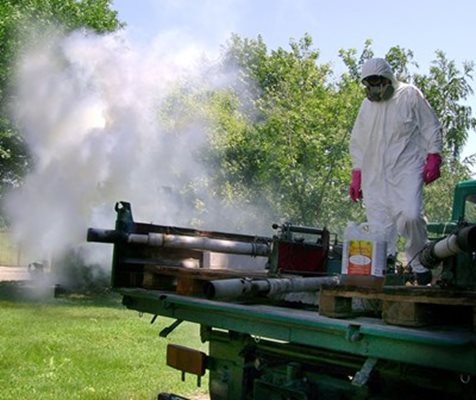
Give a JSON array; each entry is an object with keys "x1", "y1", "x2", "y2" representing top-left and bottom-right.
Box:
[
  {"x1": 414, "y1": 51, "x2": 476, "y2": 163},
  {"x1": 0, "y1": 0, "x2": 123, "y2": 223},
  {"x1": 338, "y1": 38, "x2": 374, "y2": 81},
  {"x1": 215, "y1": 38, "x2": 476, "y2": 233},
  {"x1": 159, "y1": 35, "x2": 475, "y2": 238},
  {"x1": 203, "y1": 34, "x2": 366, "y2": 233}
]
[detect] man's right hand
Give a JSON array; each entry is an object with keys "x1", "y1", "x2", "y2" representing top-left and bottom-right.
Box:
[{"x1": 349, "y1": 169, "x2": 363, "y2": 202}]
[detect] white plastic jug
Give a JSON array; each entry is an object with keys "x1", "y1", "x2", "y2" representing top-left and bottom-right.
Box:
[{"x1": 341, "y1": 222, "x2": 387, "y2": 277}]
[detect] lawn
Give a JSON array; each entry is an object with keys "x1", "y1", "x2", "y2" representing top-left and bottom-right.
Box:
[{"x1": 0, "y1": 286, "x2": 209, "y2": 400}]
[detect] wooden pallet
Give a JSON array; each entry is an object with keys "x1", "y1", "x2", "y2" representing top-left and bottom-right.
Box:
[{"x1": 319, "y1": 285, "x2": 476, "y2": 329}]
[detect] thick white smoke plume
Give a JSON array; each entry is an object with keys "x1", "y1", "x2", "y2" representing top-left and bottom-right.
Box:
[{"x1": 6, "y1": 28, "x2": 268, "y2": 271}]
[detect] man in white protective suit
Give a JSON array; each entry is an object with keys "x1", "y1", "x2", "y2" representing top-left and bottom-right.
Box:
[{"x1": 349, "y1": 57, "x2": 442, "y2": 285}]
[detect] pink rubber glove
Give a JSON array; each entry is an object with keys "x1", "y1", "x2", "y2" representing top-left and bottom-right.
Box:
[
  {"x1": 423, "y1": 153, "x2": 442, "y2": 185},
  {"x1": 349, "y1": 169, "x2": 362, "y2": 202}
]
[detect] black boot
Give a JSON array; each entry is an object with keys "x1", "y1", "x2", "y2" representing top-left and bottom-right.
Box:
[
  {"x1": 416, "y1": 270, "x2": 432, "y2": 285},
  {"x1": 386, "y1": 255, "x2": 396, "y2": 274}
]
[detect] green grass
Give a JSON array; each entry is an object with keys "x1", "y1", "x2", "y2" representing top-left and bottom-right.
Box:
[{"x1": 0, "y1": 288, "x2": 208, "y2": 399}]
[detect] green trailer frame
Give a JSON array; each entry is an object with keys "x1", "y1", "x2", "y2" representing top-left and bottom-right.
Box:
[
  {"x1": 88, "y1": 179, "x2": 476, "y2": 399},
  {"x1": 118, "y1": 287, "x2": 475, "y2": 399},
  {"x1": 120, "y1": 288, "x2": 475, "y2": 375}
]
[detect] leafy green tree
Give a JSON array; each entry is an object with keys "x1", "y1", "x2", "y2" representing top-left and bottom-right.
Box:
[
  {"x1": 414, "y1": 52, "x2": 476, "y2": 222},
  {"x1": 202, "y1": 34, "x2": 366, "y2": 233},
  {"x1": 0, "y1": 0, "x2": 122, "y2": 222},
  {"x1": 414, "y1": 51, "x2": 476, "y2": 164},
  {"x1": 160, "y1": 35, "x2": 475, "y2": 238}
]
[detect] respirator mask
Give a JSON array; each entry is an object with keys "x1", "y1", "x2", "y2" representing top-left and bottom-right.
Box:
[{"x1": 362, "y1": 75, "x2": 394, "y2": 102}]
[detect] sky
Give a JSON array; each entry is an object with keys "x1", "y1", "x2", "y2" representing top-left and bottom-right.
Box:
[{"x1": 112, "y1": 0, "x2": 476, "y2": 162}]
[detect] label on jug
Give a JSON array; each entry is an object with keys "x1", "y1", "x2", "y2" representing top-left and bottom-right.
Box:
[
  {"x1": 341, "y1": 223, "x2": 386, "y2": 277},
  {"x1": 348, "y1": 239, "x2": 373, "y2": 274}
]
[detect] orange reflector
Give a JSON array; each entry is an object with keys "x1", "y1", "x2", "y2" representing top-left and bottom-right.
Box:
[{"x1": 166, "y1": 344, "x2": 207, "y2": 376}]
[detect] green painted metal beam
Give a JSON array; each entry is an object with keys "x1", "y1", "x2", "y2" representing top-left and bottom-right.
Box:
[{"x1": 119, "y1": 288, "x2": 476, "y2": 375}]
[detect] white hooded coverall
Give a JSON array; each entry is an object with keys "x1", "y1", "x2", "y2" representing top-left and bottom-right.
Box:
[{"x1": 350, "y1": 58, "x2": 442, "y2": 273}]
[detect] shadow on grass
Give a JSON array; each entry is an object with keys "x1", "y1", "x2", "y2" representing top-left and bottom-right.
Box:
[{"x1": 0, "y1": 280, "x2": 123, "y2": 308}]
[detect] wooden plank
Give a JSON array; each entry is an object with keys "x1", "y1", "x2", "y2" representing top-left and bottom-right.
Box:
[
  {"x1": 142, "y1": 271, "x2": 176, "y2": 291},
  {"x1": 383, "y1": 286, "x2": 476, "y2": 306},
  {"x1": 321, "y1": 285, "x2": 476, "y2": 306},
  {"x1": 382, "y1": 301, "x2": 433, "y2": 327},
  {"x1": 319, "y1": 291, "x2": 353, "y2": 318},
  {"x1": 320, "y1": 285, "x2": 476, "y2": 328},
  {"x1": 145, "y1": 265, "x2": 269, "y2": 280},
  {"x1": 176, "y1": 276, "x2": 206, "y2": 296}
]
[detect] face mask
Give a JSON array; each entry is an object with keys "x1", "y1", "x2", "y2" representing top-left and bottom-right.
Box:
[{"x1": 363, "y1": 76, "x2": 394, "y2": 102}]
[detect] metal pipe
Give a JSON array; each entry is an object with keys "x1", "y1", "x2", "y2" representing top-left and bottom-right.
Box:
[
  {"x1": 266, "y1": 276, "x2": 341, "y2": 295},
  {"x1": 87, "y1": 228, "x2": 127, "y2": 243},
  {"x1": 432, "y1": 234, "x2": 461, "y2": 259},
  {"x1": 127, "y1": 232, "x2": 271, "y2": 256},
  {"x1": 420, "y1": 224, "x2": 476, "y2": 269},
  {"x1": 87, "y1": 228, "x2": 271, "y2": 257},
  {"x1": 205, "y1": 276, "x2": 341, "y2": 300}
]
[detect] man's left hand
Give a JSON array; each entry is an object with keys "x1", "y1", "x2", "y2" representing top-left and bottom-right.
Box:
[{"x1": 423, "y1": 153, "x2": 442, "y2": 185}]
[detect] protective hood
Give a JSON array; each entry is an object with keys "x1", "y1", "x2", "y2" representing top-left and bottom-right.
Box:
[{"x1": 361, "y1": 58, "x2": 396, "y2": 85}]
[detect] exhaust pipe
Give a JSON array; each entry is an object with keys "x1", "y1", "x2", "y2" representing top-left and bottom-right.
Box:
[
  {"x1": 419, "y1": 224, "x2": 476, "y2": 269},
  {"x1": 87, "y1": 228, "x2": 271, "y2": 257}
]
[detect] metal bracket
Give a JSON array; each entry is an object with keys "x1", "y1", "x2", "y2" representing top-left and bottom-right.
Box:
[
  {"x1": 352, "y1": 357, "x2": 378, "y2": 387},
  {"x1": 346, "y1": 323, "x2": 362, "y2": 342},
  {"x1": 180, "y1": 371, "x2": 202, "y2": 387},
  {"x1": 159, "y1": 319, "x2": 183, "y2": 337}
]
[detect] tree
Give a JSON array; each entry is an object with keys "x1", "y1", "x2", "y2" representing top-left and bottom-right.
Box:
[
  {"x1": 414, "y1": 52, "x2": 476, "y2": 164},
  {"x1": 409, "y1": 52, "x2": 475, "y2": 222},
  {"x1": 158, "y1": 35, "x2": 475, "y2": 238},
  {"x1": 202, "y1": 34, "x2": 365, "y2": 232},
  {"x1": 0, "y1": 0, "x2": 123, "y2": 223}
]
